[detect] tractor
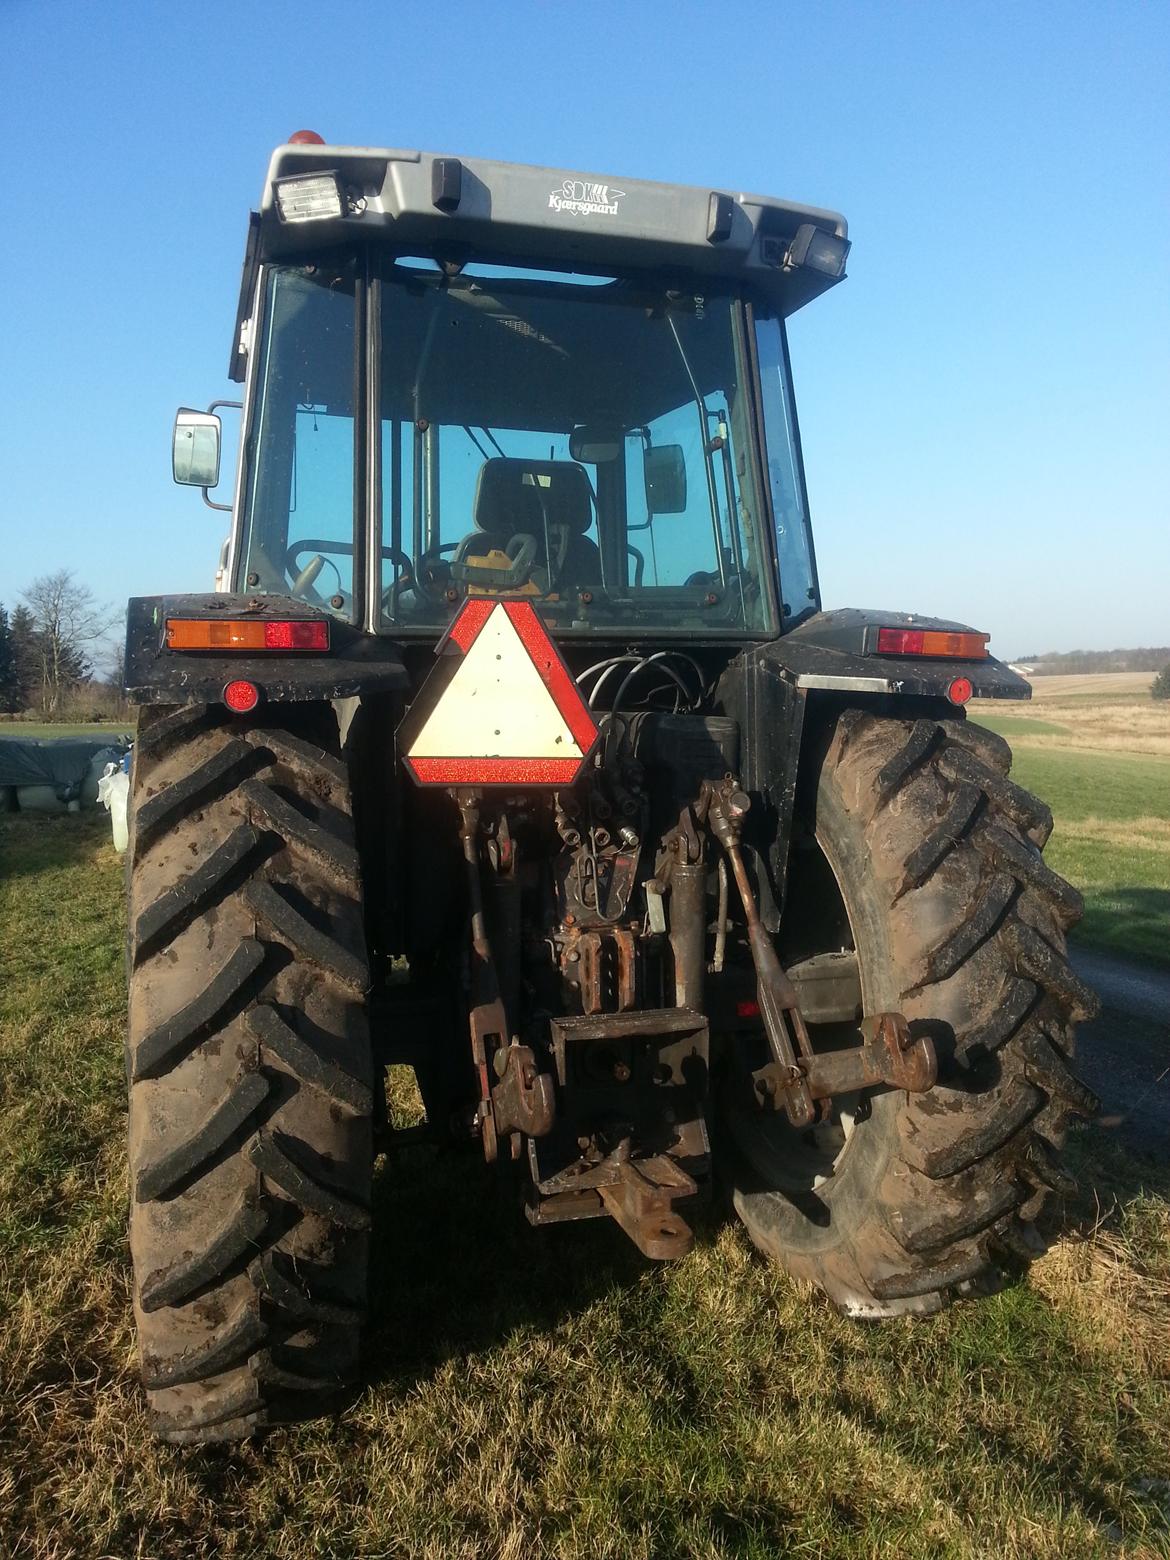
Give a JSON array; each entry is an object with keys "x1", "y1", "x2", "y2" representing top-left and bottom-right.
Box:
[{"x1": 123, "y1": 133, "x2": 1098, "y2": 1443}]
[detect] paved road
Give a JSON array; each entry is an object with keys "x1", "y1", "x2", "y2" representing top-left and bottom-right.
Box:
[{"x1": 1071, "y1": 950, "x2": 1168, "y2": 1155}]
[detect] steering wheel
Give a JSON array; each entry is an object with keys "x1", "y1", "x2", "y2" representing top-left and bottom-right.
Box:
[
  {"x1": 283, "y1": 544, "x2": 347, "y2": 607},
  {"x1": 382, "y1": 545, "x2": 453, "y2": 609},
  {"x1": 290, "y1": 554, "x2": 327, "y2": 599}
]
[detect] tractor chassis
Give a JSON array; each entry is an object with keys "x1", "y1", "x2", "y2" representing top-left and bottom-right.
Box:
[{"x1": 434, "y1": 769, "x2": 937, "y2": 1263}]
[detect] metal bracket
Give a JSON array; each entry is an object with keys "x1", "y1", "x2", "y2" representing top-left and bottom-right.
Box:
[
  {"x1": 597, "y1": 1155, "x2": 697, "y2": 1261},
  {"x1": 492, "y1": 1041, "x2": 556, "y2": 1140},
  {"x1": 753, "y1": 1011, "x2": 937, "y2": 1106}
]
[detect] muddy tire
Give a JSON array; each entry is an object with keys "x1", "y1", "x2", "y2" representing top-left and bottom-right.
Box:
[
  {"x1": 126, "y1": 704, "x2": 373, "y2": 1442},
  {"x1": 727, "y1": 712, "x2": 1099, "y2": 1316}
]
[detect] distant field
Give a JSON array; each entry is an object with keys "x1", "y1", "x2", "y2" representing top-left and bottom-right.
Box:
[
  {"x1": 0, "y1": 723, "x2": 130, "y2": 741},
  {"x1": 972, "y1": 672, "x2": 1169, "y2": 969}
]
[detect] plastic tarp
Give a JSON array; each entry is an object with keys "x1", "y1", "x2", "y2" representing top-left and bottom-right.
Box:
[{"x1": 0, "y1": 736, "x2": 131, "y2": 792}]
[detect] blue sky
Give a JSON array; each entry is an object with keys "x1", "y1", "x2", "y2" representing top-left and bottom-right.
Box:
[{"x1": 1, "y1": 0, "x2": 1167, "y2": 660}]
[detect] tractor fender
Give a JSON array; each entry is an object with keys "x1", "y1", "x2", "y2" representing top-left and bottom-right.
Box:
[{"x1": 122, "y1": 593, "x2": 408, "y2": 707}]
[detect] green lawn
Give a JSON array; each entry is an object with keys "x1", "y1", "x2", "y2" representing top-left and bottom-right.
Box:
[
  {"x1": 1, "y1": 812, "x2": 1168, "y2": 1559},
  {"x1": 972, "y1": 724, "x2": 1170, "y2": 970},
  {"x1": 0, "y1": 722, "x2": 130, "y2": 740},
  {"x1": 967, "y1": 714, "x2": 1070, "y2": 739}
]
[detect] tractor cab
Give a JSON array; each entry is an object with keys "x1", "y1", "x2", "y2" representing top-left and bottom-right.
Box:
[{"x1": 177, "y1": 139, "x2": 852, "y2": 648}]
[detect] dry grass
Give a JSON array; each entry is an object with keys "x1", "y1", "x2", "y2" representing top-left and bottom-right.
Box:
[
  {"x1": 973, "y1": 673, "x2": 1170, "y2": 757},
  {"x1": 971, "y1": 675, "x2": 1170, "y2": 967},
  {"x1": 3, "y1": 813, "x2": 1170, "y2": 1557},
  {"x1": 1026, "y1": 673, "x2": 1155, "y2": 700},
  {"x1": 1058, "y1": 816, "x2": 1170, "y2": 848}
]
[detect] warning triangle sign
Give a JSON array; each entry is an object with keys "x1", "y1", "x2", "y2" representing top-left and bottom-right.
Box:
[{"x1": 401, "y1": 599, "x2": 599, "y2": 786}]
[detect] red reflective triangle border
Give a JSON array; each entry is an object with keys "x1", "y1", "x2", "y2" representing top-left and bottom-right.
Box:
[{"x1": 401, "y1": 598, "x2": 600, "y2": 787}]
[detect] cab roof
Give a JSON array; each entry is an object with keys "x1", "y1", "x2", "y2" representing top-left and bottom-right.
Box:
[{"x1": 256, "y1": 142, "x2": 850, "y2": 316}]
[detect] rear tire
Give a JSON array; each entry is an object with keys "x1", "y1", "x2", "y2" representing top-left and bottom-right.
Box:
[
  {"x1": 127, "y1": 704, "x2": 373, "y2": 1442},
  {"x1": 726, "y1": 711, "x2": 1099, "y2": 1316}
]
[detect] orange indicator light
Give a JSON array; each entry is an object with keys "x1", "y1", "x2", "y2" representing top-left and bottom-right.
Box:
[
  {"x1": 165, "y1": 618, "x2": 329, "y2": 652},
  {"x1": 876, "y1": 627, "x2": 989, "y2": 659}
]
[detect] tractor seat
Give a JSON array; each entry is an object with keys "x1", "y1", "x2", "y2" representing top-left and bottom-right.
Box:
[{"x1": 460, "y1": 457, "x2": 602, "y2": 588}]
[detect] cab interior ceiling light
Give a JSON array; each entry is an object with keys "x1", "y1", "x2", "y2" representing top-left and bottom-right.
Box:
[{"x1": 273, "y1": 171, "x2": 346, "y2": 223}]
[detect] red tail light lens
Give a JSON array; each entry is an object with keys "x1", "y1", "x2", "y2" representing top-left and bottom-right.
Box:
[
  {"x1": 223, "y1": 679, "x2": 260, "y2": 713},
  {"x1": 166, "y1": 618, "x2": 329, "y2": 652},
  {"x1": 876, "y1": 627, "x2": 989, "y2": 659},
  {"x1": 263, "y1": 620, "x2": 330, "y2": 650}
]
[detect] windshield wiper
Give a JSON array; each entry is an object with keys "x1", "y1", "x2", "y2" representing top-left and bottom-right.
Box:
[{"x1": 664, "y1": 317, "x2": 747, "y2": 623}]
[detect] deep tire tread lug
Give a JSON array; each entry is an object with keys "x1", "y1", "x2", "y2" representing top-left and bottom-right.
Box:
[
  {"x1": 141, "y1": 1305, "x2": 266, "y2": 1390},
  {"x1": 247, "y1": 1003, "x2": 372, "y2": 1115},
  {"x1": 131, "y1": 938, "x2": 267, "y2": 1081},
  {"x1": 240, "y1": 777, "x2": 361, "y2": 881},
  {"x1": 139, "y1": 1196, "x2": 270, "y2": 1312},
  {"x1": 250, "y1": 1250, "x2": 365, "y2": 1325},
  {"x1": 896, "y1": 781, "x2": 982, "y2": 897},
  {"x1": 134, "y1": 739, "x2": 265, "y2": 851},
  {"x1": 244, "y1": 880, "x2": 368, "y2": 996},
  {"x1": 1003, "y1": 919, "x2": 1100, "y2": 1021},
  {"x1": 133, "y1": 823, "x2": 270, "y2": 964},
  {"x1": 135, "y1": 1071, "x2": 272, "y2": 1203},
  {"x1": 918, "y1": 871, "x2": 1017, "y2": 986},
  {"x1": 250, "y1": 1134, "x2": 371, "y2": 1230},
  {"x1": 874, "y1": 719, "x2": 938, "y2": 807}
]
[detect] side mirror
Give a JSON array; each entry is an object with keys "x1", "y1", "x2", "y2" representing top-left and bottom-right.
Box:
[
  {"x1": 172, "y1": 408, "x2": 222, "y2": 488},
  {"x1": 569, "y1": 425, "x2": 622, "y2": 463},
  {"x1": 644, "y1": 443, "x2": 687, "y2": 514}
]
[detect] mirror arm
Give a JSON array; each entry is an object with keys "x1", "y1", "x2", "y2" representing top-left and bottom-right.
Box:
[
  {"x1": 201, "y1": 401, "x2": 242, "y2": 513},
  {"x1": 666, "y1": 316, "x2": 727, "y2": 592}
]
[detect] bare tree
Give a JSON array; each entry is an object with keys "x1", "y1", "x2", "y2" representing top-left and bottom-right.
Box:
[{"x1": 21, "y1": 570, "x2": 121, "y2": 716}]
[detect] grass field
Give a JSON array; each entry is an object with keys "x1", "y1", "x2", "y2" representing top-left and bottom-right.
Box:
[
  {"x1": 2, "y1": 811, "x2": 1169, "y2": 1558},
  {"x1": 972, "y1": 672, "x2": 1170, "y2": 969},
  {"x1": 0, "y1": 722, "x2": 130, "y2": 740}
]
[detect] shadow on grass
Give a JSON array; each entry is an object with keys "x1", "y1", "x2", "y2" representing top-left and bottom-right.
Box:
[
  {"x1": 363, "y1": 1142, "x2": 652, "y2": 1386},
  {"x1": 0, "y1": 812, "x2": 116, "y2": 884},
  {"x1": 1062, "y1": 1119, "x2": 1170, "y2": 1222},
  {"x1": 1075, "y1": 886, "x2": 1170, "y2": 971}
]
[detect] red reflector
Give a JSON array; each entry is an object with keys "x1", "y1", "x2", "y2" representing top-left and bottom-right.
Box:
[
  {"x1": 223, "y1": 679, "x2": 260, "y2": 713},
  {"x1": 876, "y1": 627, "x2": 989, "y2": 659},
  {"x1": 736, "y1": 999, "x2": 761, "y2": 1019},
  {"x1": 289, "y1": 129, "x2": 326, "y2": 145},
  {"x1": 264, "y1": 619, "x2": 329, "y2": 651},
  {"x1": 948, "y1": 676, "x2": 974, "y2": 706}
]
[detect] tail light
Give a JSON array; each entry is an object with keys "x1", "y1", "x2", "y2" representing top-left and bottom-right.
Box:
[
  {"x1": 166, "y1": 618, "x2": 330, "y2": 652},
  {"x1": 875, "y1": 627, "x2": 989, "y2": 659}
]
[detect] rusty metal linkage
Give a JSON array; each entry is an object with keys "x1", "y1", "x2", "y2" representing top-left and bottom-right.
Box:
[
  {"x1": 703, "y1": 776, "x2": 817, "y2": 1129},
  {"x1": 597, "y1": 1153, "x2": 697, "y2": 1261},
  {"x1": 457, "y1": 791, "x2": 557, "y2": 1161},
  {"x1": 492, "y1": 1039, "x2": 555, "y2": 1138},
  {"x1": 527, "y1": 1142, "x2": 698, "y2": 1260},
  {"x1": 801, "y1": 1011, "x2": 936, "y2": 1100}
]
